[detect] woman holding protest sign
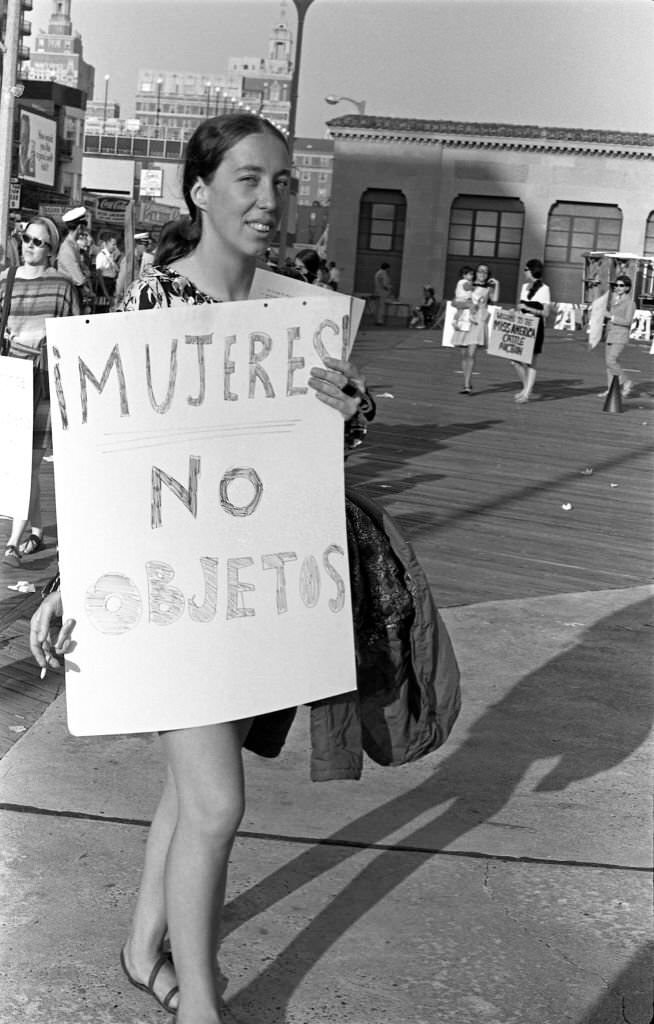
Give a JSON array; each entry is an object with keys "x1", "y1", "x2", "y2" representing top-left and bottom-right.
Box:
[
  {"x1": 512, "y1": 259, "x2": 552, "y2": 403},
  {"x1": 1, "y1": 217, "x2": 79, "y2": 569},
  {"x1": 31, "y1": 114, "x2": 372, "y2": 1024}
]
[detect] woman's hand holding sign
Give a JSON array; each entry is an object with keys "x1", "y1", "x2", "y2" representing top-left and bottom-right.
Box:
[{"x1": 308, "y1": 356, "x2": 367, "y2": 418}]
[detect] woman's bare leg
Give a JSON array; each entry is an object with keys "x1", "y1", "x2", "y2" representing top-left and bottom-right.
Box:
[
  {"x1": 162, "y1": 719, "x2": 252, "y2": 1024},
  {"x1": 121, "y1": 767, "x2": 179, "y2": 1008},
  {"x1": 461, "y1": 344, "x2": 476, "y2": 391},
  {"x1": 512, "y1": 360, "x2": 527, "y2": 398}
]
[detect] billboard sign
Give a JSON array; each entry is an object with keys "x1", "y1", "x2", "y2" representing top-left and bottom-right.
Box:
[
  {"x1": 140, "y1": 168, "x2": 163, "y2": 197},
  {"x1": 18, "y1": 109, "x2": 56, "y2": 186}
]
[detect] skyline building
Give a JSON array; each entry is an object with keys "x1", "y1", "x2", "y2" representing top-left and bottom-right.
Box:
[
  {"x1": 26, "y1": 0, "x2": 94, "y2": 98},
  {"x1": 131, "y1": 13, "x2": 293, "y2": 138}
]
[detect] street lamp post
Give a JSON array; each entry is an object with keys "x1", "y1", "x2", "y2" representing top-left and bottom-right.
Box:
[
  {"x1": 0, "y1": 0, "x2": 22, "y2": 264},
  {"x1": 205, "y1": 81, "x2": 211, "y2": 117},
  {"x1": 214, "y1": 87, "x2": 221, "y2": 116},
  {"x1": 276, "y1": 0, "x2": 316, "y2": 267},
  {"x1": 324, "y1": 94, "x2": 366, "y2": 114},
  {"x1": 103, "y1": 74, "x2": 110, "y2": 125},
  {"x1": 154, "y1": 77, "x2": 163, "y2": 135}
]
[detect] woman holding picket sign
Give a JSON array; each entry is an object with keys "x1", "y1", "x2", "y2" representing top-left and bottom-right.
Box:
[
  {"x1": 511, "y1": 259, "x2": 552, "y2": 403},
  {"x1": 29, "y1": 114, "x2": 372, "y2": 1024}
]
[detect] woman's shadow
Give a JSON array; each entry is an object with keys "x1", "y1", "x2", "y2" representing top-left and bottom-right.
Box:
[{"x1": 225, "y1": 595, "x2": 653, "y2": 1021}]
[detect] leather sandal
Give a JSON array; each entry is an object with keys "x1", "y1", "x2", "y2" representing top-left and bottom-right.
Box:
[
  {"x1": 19, "y1": 534, "x2": 44, "y2": 556},
  {"x1": 120, "y1": 946, "x2": 179, "y2": 1014}
]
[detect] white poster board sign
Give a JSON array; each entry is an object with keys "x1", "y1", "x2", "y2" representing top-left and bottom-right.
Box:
[
  {"x1": 0, "y1": 357, "x2": 33, "y2": 520},
  {"x1": 251, "y1": 268, "x2": 365, "y2": 347},
  {"x1": 46, "y1": 297, "x2": 357, "y2": 736},
  {"x1": 487, "y1": 309, "x2": 538, "y2": 364},
  {"x1": 588, "y1": 292, "x2": 609, "y2": 349},
  {"x1": 441, "y1": 301, "x2": 500, "y2": 347}
]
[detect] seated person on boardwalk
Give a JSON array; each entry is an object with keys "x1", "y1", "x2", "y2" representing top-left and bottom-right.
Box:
[{"x1": 409, "y1": 285, "x2": 438, "y2": 329}]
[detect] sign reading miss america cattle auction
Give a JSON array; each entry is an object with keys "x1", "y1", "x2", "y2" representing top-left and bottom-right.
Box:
[
  {"x1": 46, "y1": 296, "x2": 357, "y2": 736},
  {"x1": 487, "y1": 309, "x2": 538, "y2": 364}
]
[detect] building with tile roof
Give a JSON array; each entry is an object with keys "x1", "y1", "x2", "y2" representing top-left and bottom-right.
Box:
[{"x1": 325, "y1": 115, "x2": 654, "y2": 305}]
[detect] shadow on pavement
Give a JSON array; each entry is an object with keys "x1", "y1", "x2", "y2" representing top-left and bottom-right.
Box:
[
  {"x1": 575, "y1": 942, "x2": 654, "y2": 1024},
  {"x1": 226, "y1": 596, "x2": 653, "y2": 1021}
]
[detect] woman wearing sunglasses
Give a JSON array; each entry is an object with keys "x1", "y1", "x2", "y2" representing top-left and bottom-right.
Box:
[
  {"x1": 1, "y1": 217, "x2": 80, "y2": 568},
  {"x1": 598, "y1": 275, "x2": 636, "y2": 399}
]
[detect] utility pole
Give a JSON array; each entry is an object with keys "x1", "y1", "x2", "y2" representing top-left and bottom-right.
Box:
[
  {"x1": 0, "y1": 0, "x2": 22, "y2": 265},
  {"x1": 276, "y1": 0, "x2": 316, "y2": 268}
]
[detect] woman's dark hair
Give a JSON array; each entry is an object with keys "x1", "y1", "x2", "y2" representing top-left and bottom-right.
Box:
[
  {"x1": 296, "y1": 248, "x2": 321, "y2": 283},
  {"x1": 525, "y1": 258, "x2": 544, "y2": 279},
  {"x1": 460, "y1": 265, "x2": 474, "y2": 276},
  {"x1": 614, "y1": 274, "x2": 632, "y2": 290},
  {"x1": 156, "y1": 113, "x2": 289, "y2": 267}
]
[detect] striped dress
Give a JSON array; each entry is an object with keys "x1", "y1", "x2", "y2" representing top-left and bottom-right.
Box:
[{"x1": 0, "y1": 269, "x2": 79, "y2": 446}]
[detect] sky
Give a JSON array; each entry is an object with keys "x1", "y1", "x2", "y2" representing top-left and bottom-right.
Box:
[{"x1": 27, "y1": 0, "x2": 654, "y2": 138}]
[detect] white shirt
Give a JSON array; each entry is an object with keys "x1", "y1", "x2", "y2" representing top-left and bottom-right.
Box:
[{"x1": 95, "y1": 248, "x2": 119, "y2": 279}]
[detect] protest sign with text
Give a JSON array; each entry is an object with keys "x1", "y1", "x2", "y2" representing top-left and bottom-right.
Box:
[
  {"x1": 46, "y1": 297, "x2": 357, "y2": 736},
  {"x1": 487, "y1": 309, "x2": 538, "y2": 363},
  {"x1": 250, "y1": 268, "x2": 365, "y2": 344},
  {"x1": 0, "y1": 357, "x2": 33, "y2": 520},
  {"x1": 441, "y1": 301, "x2": 500, "y2": 347}
]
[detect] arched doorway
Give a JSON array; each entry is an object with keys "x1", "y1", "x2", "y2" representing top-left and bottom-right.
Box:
[
  {"x1": 444, "y1": 196, "x2": 525, "y2": 302},
  {"x1": 354, "y1": 189, "x2": 406, "y2": 295}
]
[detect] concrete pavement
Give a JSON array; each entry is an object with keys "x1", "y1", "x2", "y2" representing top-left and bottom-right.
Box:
[
  {"x1": 1, "y1": 584, "x2": 652, "y2": 1023},
  {"x1": 1, "y1": 321, "x2": 652, "y2": 1022}
]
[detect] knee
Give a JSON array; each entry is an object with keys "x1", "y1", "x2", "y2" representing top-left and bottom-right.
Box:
[{"x1": 178, "y1": 785, "x2": 246, "y2": 844}]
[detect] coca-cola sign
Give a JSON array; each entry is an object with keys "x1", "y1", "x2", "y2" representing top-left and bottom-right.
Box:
[{"x1": 96, "y1": 196, "x2": 130, "y2": 217}]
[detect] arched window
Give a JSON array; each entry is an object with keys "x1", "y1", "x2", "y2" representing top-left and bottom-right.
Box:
[
  {"x1": 354, "y1": 189, "x2": 406, "y2": 294},
  {"x1": 545, "y1": 202, "x2": 622, "y2": 302},
  {"x1": 644, "y1": 211, "x2": 654, "y2": 258},
  {"x1": 444, "y1": 196, "x2": 524, "y2": 300}
]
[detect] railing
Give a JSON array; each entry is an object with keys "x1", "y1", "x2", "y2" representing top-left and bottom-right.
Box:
[{"x1": 83, "y1": 133, "x2": 185, "y2": 161}]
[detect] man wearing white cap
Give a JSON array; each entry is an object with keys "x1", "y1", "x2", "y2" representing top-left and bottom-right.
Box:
[{"x1": 57, "y1": 206, "x2": 92, "y2": 309}]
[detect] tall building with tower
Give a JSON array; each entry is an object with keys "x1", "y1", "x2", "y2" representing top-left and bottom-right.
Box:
[
  {"x1": 130, "y1": 3, "x2": 293, "y2": 138},
  {"x1": 27, "y1": 0, "x2": 95, "y2": 98}
]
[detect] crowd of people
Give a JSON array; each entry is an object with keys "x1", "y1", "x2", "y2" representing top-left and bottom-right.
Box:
[
  {"x1": 5, "y1": 210, "x2": 156, "y2": 315},
  {"x1": 378, "y1": 257, "x2": 637, "y2": 405}
]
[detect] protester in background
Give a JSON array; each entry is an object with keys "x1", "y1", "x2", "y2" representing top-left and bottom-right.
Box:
[
  {"x1": 409, "y1": 285, "x2": 437, "y2": 329},
  {"x1": 594, "y1": 274, "x2": 637, "y2": 399},
  {"x1": 1, "y1": 217, "x2": 79, "y2": 568},
  {"x1": 56, "y1": 206, "x2": 92, "y2": 312},
  {"x1": 292, "y1": 248, "x2": 321, "y2": 284},
  {"x1": 512, "y1": 258, "x2": 552, "y2": 403},
  {"x1": 139, "y1": 233, "x2": 156, "y2": 275},
  {"x1": 452, "y1": 264, "x2": 498, "y2": 394},
  {"x1": 94, "y1": 235, "x2": 120, "y2": 309},
  {"x1": 373, "y1": 261, "x2": 393, "y2": 325},
  {"x1": 48, "y1": 114, "x2": 370, "y2": 1024},
  {"x1": 5, "y1": 217, "x2": 23, "y2": 268}
]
